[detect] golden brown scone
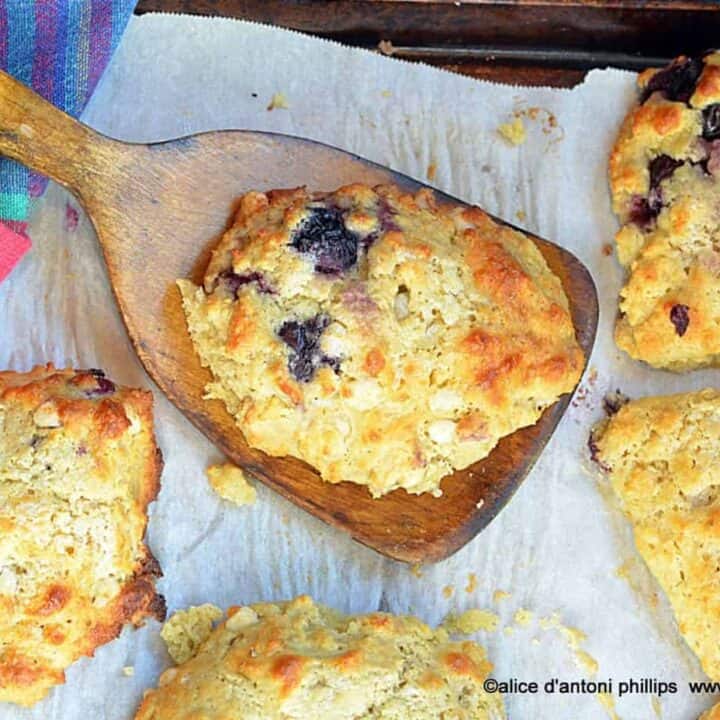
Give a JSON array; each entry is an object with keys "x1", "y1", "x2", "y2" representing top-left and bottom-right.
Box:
[
  {"x1": 590, "y1": 390, "x2": 720, "y2": 679},
  {"x1": 179, "y1": 183, "x2": 584, "y2": 497},
  {"x1": 0, "y1": 364, "x2": 165, "y2": 706},
  {"x1": 609, "y1": 52, "x2": 720, "y2": 370},
  {"x1": 136, "y1": 595, "x2": 504, "y2": 720}
]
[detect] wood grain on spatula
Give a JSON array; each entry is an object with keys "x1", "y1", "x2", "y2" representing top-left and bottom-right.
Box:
[{"x1": 0, "y1": 69, "x2": 597, "y2": 562}]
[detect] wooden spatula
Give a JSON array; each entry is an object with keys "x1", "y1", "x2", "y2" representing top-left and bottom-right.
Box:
[{"x1": 0, "y1": 69, "x2": 597, "y2": 563}]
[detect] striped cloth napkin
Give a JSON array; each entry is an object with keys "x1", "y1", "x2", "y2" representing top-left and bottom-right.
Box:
[{"x1": 0, "y1": 0, "x2": 135, "y2": 281}]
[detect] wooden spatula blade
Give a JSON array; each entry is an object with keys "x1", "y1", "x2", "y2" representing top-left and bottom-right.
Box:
[{"x1": 0, "y1": 70, "x2": 598, "y2": 562}]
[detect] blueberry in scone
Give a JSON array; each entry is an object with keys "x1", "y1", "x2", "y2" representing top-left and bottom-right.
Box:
[
  {"x1": 0, "y1": 364, "x2": 164, "y2": 706},
  {"x1": 277, "y1": 314, "x2": 341, "y2": 382},
  {"x1": 591, "y1": 390, "x2": 720, "y2": 679},
  {"x1": 179, "y1": 183, "x2": 584, "y2": 497},
  {"x1": 290, "y1": 206, "x2": 360, "y2": 274},
  {"x1": 610, "y1": 51, "x2": 720, "y2": 370},
  {"x1": 135, "y1": 595, "x2": 505, "y2": 720}
]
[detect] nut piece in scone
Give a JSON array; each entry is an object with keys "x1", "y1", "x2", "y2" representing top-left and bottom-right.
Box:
[
  {"x1": 591, "y1": 389, "x2": 720, "y2": 679},
  {"x1": 206, "y1": 462, "x2": 256, "y2": 506},
  {"x1": 135, "y1": 595, "x2": 505, "y2": 720},
  {"x1": 609, "y1": 51, "x2": 720, "y2": 370},
  {"x1": 179, "y1": 183, "x2": 584, "y2": 497},
  {"x1": 0, "y1": 364, "x2": 165, "y2": 706}
]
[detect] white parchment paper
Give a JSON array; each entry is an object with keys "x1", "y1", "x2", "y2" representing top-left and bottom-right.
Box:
[{"x1": 1, "y1": 13, "x2": 718, "y2": 720}]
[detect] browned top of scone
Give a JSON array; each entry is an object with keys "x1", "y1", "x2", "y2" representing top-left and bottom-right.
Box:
[
  {"x1": 135, "y1": 595, "x2": 504, "y2": 719},
  {"x1": 0, "y1": 364, "x2": 165, "y2": 707},
  {"x1": 180, "y1": 183, "x2": 584, "y2": 496}
]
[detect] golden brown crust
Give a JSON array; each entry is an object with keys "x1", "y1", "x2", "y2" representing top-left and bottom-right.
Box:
[
  {"x1": 592, "y1": 390, "x2": 720, "y2": 680},
  {"x1": 136, "y1": 596, "x2": 504, "y2": 719},
  {"x1": 0, "y1": 364, "x2": 165, "y2": 706},
  {"x1": 179, "y1": 183, "x2": 583, "y2": 496},
  {"x1": 609, "y1": 52, "x2": 720, "y2": 370}
]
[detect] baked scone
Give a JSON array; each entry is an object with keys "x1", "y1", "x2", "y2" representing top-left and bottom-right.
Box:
[
  {"x1": 179, "y1": 183, "x2": 584, "y2": 496},
  {"x1": 136, "y1": 595, "x2": 504, "y2": 719},
  {"x1": 610, "y1": 51, "x2": 720, "y2": 370},
  {"x1": 590, "y1": 390, "x2": 720, "y2": 679},
  {"x1": 701, "y1": 705, "x2": 720, "y2": 720},
  {"x1": 0, "y1": 364, "x2": 165, "y2": 706}
]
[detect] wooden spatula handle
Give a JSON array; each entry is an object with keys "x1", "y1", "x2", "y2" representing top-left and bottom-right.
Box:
[{"x1": 0, "y1": 69, "x2": 123, "y2": 199}]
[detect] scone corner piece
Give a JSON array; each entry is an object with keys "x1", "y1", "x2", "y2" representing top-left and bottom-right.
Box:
[
  {"x1": 136, "y1": 595, "x2": 505, "y2": 720},
  {"x1": 0, "y1": 364, "x2": 165, "y2": 707},
  {"x1": 178, "y1": 182, "x2": 584, "y2": 497},
  {"x1": 590, "y1": 388, "x2": 720, "y2": 681}
]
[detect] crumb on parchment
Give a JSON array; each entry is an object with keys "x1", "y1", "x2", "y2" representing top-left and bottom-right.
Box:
[
  {"x1": 426, "y1": 162, "x2": 437, "y2": 181},
  {"x1": 523, "y1": 106, "x2": 559, "y2": 134},
  {"x1": 597, "y1": 691, "x2": 621, "y2": 720},
  {"x1": 161, "y1": 604, "x2": 224, "y2": 665},
  {"x1": 493, "y1": 589, "x2": 511, "y2": 603},
  {"x1": 206, "y1": 463, "x2": 257, "y2": 506},
  {"x1": 576, "y1": 649, "x2": 599, "y2": 675},
  {"x1": 443, "y1": 608, "x2": 499, "y2": 634},
  {"x1": 267, "y1": 92, "x2": 289, "y2": 111},
  {"x1": 465, "y1": 573, "x2": 478, "y2": 593},
  {"x1": 508, "y1": 104, "x2": 564, "y2": 148},
  {"x1": 497, "y1": 117, "x2": 526, "y2": 145},
  {"x1": 122, "y1": 666, "x2": 134, "y2": 677},
  {"x1": 514, "y1": 608, "x2": 534, "y2": 627},
  {"x1": 540, "y1": 612, "x2": 600, "y2": 676},
  {"x1": 443, "y1": 585, "x2": 455, "y2": 599}
]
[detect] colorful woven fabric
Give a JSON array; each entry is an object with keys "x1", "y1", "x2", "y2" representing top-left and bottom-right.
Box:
[{"x1": 0, "y1": 0, "x2": 136, "y2": 281}]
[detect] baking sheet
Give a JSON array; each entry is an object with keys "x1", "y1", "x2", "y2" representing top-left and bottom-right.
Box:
[{"x1": 1, "y1": 13, "x2": 718, "y2": 720}]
